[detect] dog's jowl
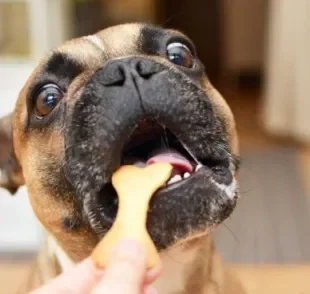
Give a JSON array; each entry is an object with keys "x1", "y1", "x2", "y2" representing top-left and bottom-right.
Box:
[{"x1": 0, "y1": 23, "x2": 245, "y2": 294}]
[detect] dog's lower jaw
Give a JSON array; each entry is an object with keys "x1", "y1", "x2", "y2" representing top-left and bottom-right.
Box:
[{"x1": 21, "y1": 235, "x2": 245, "y2": 294}]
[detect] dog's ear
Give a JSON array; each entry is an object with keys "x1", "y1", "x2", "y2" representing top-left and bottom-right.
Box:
[{"x1": 0, "y1": 113, "x2": 24, "y2": 194}]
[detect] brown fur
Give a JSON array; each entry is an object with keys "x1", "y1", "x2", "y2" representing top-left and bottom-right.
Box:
[{"x1": 0, "y1": 24, "x2": 244, "y2": 293}]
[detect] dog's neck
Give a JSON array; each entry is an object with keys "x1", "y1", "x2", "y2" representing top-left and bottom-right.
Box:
[{"x1": 47, "y1": 235, "x2": 213, "y2": 294}]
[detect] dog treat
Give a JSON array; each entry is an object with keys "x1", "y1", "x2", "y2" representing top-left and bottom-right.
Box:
[{"x1": 91, "y1": 162, "x2": 173, "y2": 269}]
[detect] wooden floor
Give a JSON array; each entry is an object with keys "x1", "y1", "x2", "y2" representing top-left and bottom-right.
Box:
[
  {"x1": 0, "y1": 262, "x2": 31, "y2": 294},
  {"x1": 233, "y1": 264, "x2": 310, "y2": 294},
  {"x1": 221, "y1": 86, "x2": 310, "y2": 293},
  {"x1": 1, "y1": 87, "x2": 310, "y2": 293}
]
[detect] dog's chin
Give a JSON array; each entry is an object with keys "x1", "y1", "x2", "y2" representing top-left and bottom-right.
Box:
[{"x1": 83, "y1": 121, "x2": 238, "y2": 250}]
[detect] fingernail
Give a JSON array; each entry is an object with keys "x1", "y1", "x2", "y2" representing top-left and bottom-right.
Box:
[{"x1": 146, "y1": 264, "x2": 162, "y2": 283}]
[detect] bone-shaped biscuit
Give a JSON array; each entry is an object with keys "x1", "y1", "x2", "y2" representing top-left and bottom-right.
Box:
[{"x1": 91, "y1": 162, "x2": 173, "y2": 269}]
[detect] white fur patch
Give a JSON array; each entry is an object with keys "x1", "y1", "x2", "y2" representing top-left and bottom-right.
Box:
[
  {"x1": 47, "y1": 237, "x2": 196, "y2": 293},
  {"x1": 47, "y1": 236, "x2": 75, "y2": 271},
  {"x1": 0, "y1": 169, "x2": 8, "y2": 185},
  {"x1": 84, "y1": 35, "x2": 105, "y2": 52},
  {"x1": 211, "y1": 176, "x2": 237, "y2": 199}
]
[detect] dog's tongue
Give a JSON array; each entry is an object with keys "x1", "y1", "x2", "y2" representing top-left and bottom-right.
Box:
[{"x1": 146, "y1": 149, "x2": 193, "y2": 173}]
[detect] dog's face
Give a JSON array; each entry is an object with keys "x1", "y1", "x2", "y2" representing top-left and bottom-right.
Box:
[{"x1": 0, "y1": 24, "x2": 239, "y2": 261}]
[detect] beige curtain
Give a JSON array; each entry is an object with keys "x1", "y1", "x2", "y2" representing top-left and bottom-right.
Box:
[
  {"x1": 28, "y1": 0, "x2": 72, "y2": 59},
  {"x1": 262, "y1": 0, "x2": 310, "y2": 143}
]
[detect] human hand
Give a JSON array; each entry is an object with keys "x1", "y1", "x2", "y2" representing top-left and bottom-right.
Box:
[{"x1": 31, "y1": 239, "x2": 161, "y2": 294}]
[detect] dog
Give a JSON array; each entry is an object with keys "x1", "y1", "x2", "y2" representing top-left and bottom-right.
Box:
[{"x1": 0, "y1": 23, "x2": 245, "y2": 293}]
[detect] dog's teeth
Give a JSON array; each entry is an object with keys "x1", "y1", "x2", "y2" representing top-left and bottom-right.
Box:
[
  {"x1": 134, "y1": 161, "x2": 146, "y2": 168},
  {"x1": 167, "y1": 175, "x2": 182, "y2": 185},
  {"x1": 171, "y1": 175, "x2": 182, "y2": 182},
  {"x1": 195, "y1": 165, "x2": 202, "y2": 172},
  {"x1": 184, "y1": 172, "x2": 190, "y2": 179},
  {"x1": 167, "y1": 178, "x2": 175, "y2": 185}
]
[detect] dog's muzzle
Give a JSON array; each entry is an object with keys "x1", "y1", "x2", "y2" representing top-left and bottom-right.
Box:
[{"x1": 64, "y1": 56, "x2": 238, "y2": 249}]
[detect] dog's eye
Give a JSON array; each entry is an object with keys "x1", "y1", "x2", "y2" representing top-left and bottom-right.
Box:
[
  {"x1": 34, "y1": 84, "x2": 63, "y2": 118},
  {"x1": 166, "y1": 43, "x2": 194, "y2": 68}
]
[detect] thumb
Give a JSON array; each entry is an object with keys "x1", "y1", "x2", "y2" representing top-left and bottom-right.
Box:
[{"x1": 91, "y1": 239, "x2": 148, "y2": 294}]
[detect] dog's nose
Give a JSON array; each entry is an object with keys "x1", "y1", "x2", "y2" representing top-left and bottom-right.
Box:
[{"x1": 101, "y1": 57, "x2": 164, "y2": 86}]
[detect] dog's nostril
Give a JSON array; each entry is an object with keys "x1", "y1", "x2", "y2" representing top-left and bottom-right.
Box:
[
  {"x1": 100, "y1": 58, "x2": 163, "y2": 86},
  {"x1": 135, "y1": 59, "x2": 163, "y2": 79},
  {"x1": 101, "y1": 64, "x2": 126, "y2": 86}
]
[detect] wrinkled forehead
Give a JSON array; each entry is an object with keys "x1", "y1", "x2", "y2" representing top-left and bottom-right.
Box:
[
  {"x1": 56, "y1": 23, "x2": 142, "y2": 68},
  {"x1": 13, "y1": 23, "x2": 194, "y2": 133},
  {"x1": 42, "y1": 24, "x2": 190, "y2": 72},
  {"x1": 17, "y1": 23, "x2": 194, "y2": 100}
]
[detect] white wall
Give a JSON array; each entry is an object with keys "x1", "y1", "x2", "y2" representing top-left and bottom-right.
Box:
[
  {"x1": 0, "y1": 60, "x2": 44, "y2": 252},
  {"x1": 0, "y1": 0, "x2": 72, "y2": 253},
  {"x1": 262, "y1": 0, "x2": 310, "y2": 143}
]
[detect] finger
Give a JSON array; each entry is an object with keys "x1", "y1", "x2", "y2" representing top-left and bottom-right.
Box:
[
  {"x1": 31, "y1": 258, "x2": 104, "y2": 294},
  {"x1": 145, "y1": 264, "x2": 162, "y2": 284},
  {"x1": 144, "y1": 285, "x2": 158, "y2": 294},
  {"x1": 92, "y1": 239, "x2": 147, "y2": 294}
]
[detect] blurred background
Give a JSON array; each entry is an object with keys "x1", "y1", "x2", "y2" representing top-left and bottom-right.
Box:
[{"x1": 0, "y1": 0, "x2": 309, "y2": 293}]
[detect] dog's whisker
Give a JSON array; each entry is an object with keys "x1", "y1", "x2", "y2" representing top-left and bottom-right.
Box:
[
  {"x1": 223, "y1": 223, "x2": 240, "y2": 244},
  {"x1": 165, "y1": 250, "x2": 188, "y2": 266},
  {"x1": 162, "y1": 127, "x2": 170, "y2": 148},
  {"x1": 239, "y1": 188, "x2": 253, "y2": 195},
  {"x1": 162, "y1": 126, "x2": 175, "y2": 159},
  {"x1": 179, "y1": 140, "x2": 201, "y2": 166},
  {"x1": 160, "y1": 10, "x2": 185, "y2": 27}
]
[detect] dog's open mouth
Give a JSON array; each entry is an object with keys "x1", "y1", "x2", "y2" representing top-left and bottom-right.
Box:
[
  {"x1": 121, "y1": 116, "x2": 231, "y2": 189},
  {"x1": 122, "y1": 127, "x2": 197, "y2": 185},
  {"x1": 97, "y1": 118, "x2": 233, "y2": 223}
]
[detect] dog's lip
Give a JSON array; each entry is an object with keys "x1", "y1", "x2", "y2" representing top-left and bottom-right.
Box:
[
  {"x1": 96, "y1": 162, "x2": 234, "y2": 225},
  {"x1": 155, "y1": 164, "x2": 204, "y2": 192},
  {"x1": 98, "y1": 166, "x2": 205, "y2": 224},
  {"x1": 155, "y1": 163, "x2": 204, "y2": 191}
]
